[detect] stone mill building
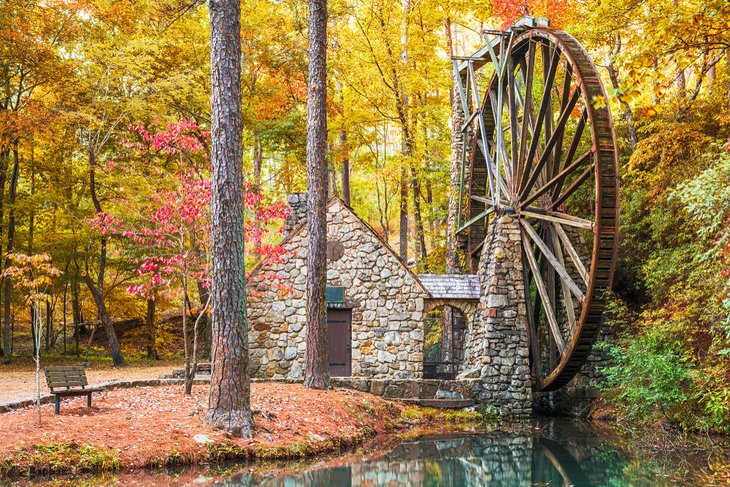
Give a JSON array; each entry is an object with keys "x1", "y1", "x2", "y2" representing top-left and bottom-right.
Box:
[{"x1": 246, "y1": 195, "x2": 479, "y2": 381}]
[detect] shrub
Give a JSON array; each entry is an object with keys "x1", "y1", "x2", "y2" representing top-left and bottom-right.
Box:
[{"x1": 601, "y1": 328, "x2": 691, "y2": 423}]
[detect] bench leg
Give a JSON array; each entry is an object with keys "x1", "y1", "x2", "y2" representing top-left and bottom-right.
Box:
[
  {"x1": 55, "y1": 396, "x2": 60, "y2": 415},
  {"x1": 87, "y1": 393, "x2": 92, "y2": 408}
]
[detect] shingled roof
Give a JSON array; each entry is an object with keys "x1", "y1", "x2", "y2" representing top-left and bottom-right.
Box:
[{"x1": 417, "y1": 274, "x2": 480, "y2": 300}]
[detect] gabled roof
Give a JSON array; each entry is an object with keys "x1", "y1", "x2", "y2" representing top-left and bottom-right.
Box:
[
  {"x1": 249, "y1": 197, "x2": 431, "y2": 297},
  {"x1": 417, "y1": 274, "x2": 480, "y2": 300},
  {"x1": 326, "y1": 198, "x2": 430, "y2": 296}
]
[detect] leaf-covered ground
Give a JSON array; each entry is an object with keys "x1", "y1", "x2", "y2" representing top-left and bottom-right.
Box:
[{"x1": 0, "y1": 383, "x2": 406, "y2": 472}]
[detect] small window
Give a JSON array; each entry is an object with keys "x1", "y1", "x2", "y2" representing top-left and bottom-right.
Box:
[{"x1": 326, "y1": 286, "x2": 345, "y2": 307}]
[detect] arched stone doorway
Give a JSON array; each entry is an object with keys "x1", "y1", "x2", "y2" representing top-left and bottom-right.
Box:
[{"x1": 422, "y1": 299, "x2": 477, "y2": 379}]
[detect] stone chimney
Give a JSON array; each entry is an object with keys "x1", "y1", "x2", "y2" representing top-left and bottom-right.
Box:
[{"x1": 284, "y1": 192, "x2": 308, "y2": 236}]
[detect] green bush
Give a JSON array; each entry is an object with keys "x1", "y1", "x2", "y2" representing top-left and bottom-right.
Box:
[
  {"x1": 601, "y1": 322, "x2": 730, "y2": 433},
  {"x1": 601, "y1": 328, "x2": 691, "y2": 422}
]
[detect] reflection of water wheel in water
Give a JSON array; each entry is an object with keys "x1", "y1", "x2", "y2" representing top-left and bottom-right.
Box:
[
  {"x1": 534, "y1": 438, "x2": 593, "y2": 486},
  {"x1": 454, "y1": 18, "x2": 619, "y2": 391}
]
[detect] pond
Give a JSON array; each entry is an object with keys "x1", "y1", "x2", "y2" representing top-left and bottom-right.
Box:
[
  {"x1": 10, "y1": 419, "x2": 728, "y2": 486},
  {"x1": 210, "y1": 419, "x2": 725, "y2": 486}
]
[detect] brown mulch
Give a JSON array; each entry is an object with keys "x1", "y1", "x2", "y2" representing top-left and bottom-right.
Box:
[{"x1": 0, "y1": 383, "x2": 401, "y2": 469}]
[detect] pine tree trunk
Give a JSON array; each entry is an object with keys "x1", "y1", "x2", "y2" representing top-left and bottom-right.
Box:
[
  {"x1": 304, "y1": 0, "x2": 330, "y2": 390},
  {"x1": 45, "y1": 299, "x2": 52, "y2": 351},
  {"x1": 399, "y1": 167, "x2": 409, "y2": 260},
  {"x1": 205, "y1": 0, "x2": 255, "y2": 438},
  {"x1": 411, "y1": 166, "x2": 427, "y2": 263},
  {"x1": 183, "y1": 271, "x2": 193, "y2": 395},
  {"x1": 340, "y1": 135, "x2": 350, "y2": 205},
  {"x1": 0, "y1": 149, "x2": 8, "y2": 359},
  {"x1": 336, "y1": 77, "x2": 351, "y2": 205}
]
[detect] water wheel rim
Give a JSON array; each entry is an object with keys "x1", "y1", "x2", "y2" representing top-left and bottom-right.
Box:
[{"x1": 466, "y1": 28, "x2": 619, "y2": 391}]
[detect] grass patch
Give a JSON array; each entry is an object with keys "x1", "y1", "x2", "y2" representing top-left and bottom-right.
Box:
[
  {"x1": 399, "y1": 406, "x2": 499, "y2": 426},
  {"x1": 0, "y1": 441, "x2": 121, "y2": 476}
]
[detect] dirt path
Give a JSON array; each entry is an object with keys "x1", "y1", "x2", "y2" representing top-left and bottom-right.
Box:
[{"x1": 0, "y1": 362, "x2": 178, "y2": 403}]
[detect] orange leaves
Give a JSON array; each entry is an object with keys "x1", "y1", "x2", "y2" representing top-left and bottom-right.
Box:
[{"x1": 1, "y1": 253, "x2": 62, "y2": 304}]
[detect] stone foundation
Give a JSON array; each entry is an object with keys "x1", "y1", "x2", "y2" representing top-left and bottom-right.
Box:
[
  {"x1": 331, "y1": 377, "x2": 490, "y2": 411},
  {"x1": 458, "y1": 215, "x2": 532, "y2": 417}
]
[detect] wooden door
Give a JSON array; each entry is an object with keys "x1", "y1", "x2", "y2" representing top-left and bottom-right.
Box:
[{"x1": 327, "y1": 309, "x2": 352, "y2": 377}]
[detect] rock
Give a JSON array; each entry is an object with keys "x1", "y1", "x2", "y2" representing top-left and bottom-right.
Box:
[
  {"x1": 435, "y1": 389, "x2": 464, "y2": 400},
  {"x1": 458, "y1": 367, "x2": 481, "y2": 379},
  {"x1": 284, "y1": 347, "x2": 297, "y2": 360},
  {"x1": 193, "y1": 434, "x2": 212, "y2": 444}
]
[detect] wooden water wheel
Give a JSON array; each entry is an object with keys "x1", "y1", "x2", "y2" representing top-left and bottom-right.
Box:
[{"x1": 453, "y1": 18, "x2": 619, "y2": 391}]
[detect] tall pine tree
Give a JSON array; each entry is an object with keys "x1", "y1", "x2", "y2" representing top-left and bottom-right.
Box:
[
  {"x1": 303, "y1": 0, "x2": 330, "y2": 390},
  {"x1": 204, "y1": 0, "x2": 255, "y2": 437}
]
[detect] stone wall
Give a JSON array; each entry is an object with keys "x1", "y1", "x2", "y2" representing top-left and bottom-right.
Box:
[
  {"x1": 284, "y1": 192, "x2": 308, "y2": 236},
  {"x1": 458, "y1": 215, "x2": 532, "y2": 417},
  {"x1": 248, "y1": 198, "x2": 430, "y2": 380}
]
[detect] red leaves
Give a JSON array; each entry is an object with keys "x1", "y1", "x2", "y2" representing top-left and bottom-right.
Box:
[
  {"x1": 86, "y1": 211, "x2": 124, "y2": 236},
  {"x1": 492, "y1": 0, "x2": 577, "y2": 29},
  {"x1": 117, "y1": 119, "x2": 290, "y2": 301},
  {"x1": 128, "y1": 119, "x2": 209, "y2": 156}
]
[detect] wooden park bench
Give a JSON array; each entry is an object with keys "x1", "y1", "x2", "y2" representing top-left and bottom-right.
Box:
[
  {"x1": 44, "y1": 366, "x2": 94, "y2": 414},
  {"x1": 196, "y1": 362, "x2": 211, "y2": 375}
]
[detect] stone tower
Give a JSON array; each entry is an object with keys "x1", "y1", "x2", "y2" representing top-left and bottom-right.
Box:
[{"x1": 458, "y1": 214, "x2": 532, "y2": 417}]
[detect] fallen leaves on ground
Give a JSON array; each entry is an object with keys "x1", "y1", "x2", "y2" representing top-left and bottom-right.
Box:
[{"x1": 0, "y1": 383, "x2": 402, "y2": 469}]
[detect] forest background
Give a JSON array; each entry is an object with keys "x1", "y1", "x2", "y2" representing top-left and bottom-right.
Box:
[{"x1": 0, "y1": 0, "x2": 728, "y2": 433}]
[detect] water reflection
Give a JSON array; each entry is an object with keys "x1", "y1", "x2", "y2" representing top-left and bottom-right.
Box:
[{"x1": 216, "y1": 421, "x2": 654, "y2": 486}]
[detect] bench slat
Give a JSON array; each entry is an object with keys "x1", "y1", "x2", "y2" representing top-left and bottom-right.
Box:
[
  {"x1": 44, "y1": 366, "x2": 89, "y2": 390},
  {"x1": 53, "y1": 390, "x2": 93, "y2": 397}
]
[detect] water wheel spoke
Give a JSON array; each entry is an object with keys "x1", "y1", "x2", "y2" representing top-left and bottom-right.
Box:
[
  {"x1": 508, "y1": 59, "x2": 520, "y2": 188},
  {"x1": 519, "y1": 86, "x2": 582, "y2": 200},
  {"x1": 522, "y1": 254, "x2": 542, "y2": 379},
  {"x1": 553, "y1": 222, "x2": 589, "y2": 286},
  {"x1": 517, "y1": 41, "x2": 535, "y2": 176},
  {"x1": 470, "y1": 63, "x2": 500, "y2": 202},
  {"x1": 519, "y1": 47, "x2": 561, "y2": 193},
  {"x1": 542, "y1": 228, "x2": 559, "y2": 372},
  {"x1": 541, "y1": 42, "x2": 554, "y2": 160},
  {"x1": 520, "y1": 219, "x2": 585, "y2": 303},
  {"x1": 521, "y1": 231, "x2": 566, "y2": 356},
  {"x1": 523, "y1": 207, "x2": 593, "y2": 230},
  {"x1": 520, "y1": 150, "x2": 593, "y2": 209},
  {"x1": 456, "y1": 205, "x2": 496, "y2": 234},
  {"x1": 553, "y1": 64, "x2": 574, "y2": 180},
  {"x1": 549, "y1": 227, "x2": 577, "y2": 336},
  {"x1": 488, "y1": 91, "x2": 513, "y2": 188},
  {"x1": 552, "y1": 109, "x2": 588, "y2": 199},
  {"x1": 476, "y1": 124, "x2": 505, "y2": 198},
  {"x1": 552, "y1": 164, "x2": 593, "y2": 210}
]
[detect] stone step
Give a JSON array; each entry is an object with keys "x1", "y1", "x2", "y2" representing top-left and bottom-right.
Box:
[
  {"x1": 159, "y1": 371, "x2": 211, "y2": 380},
  {"x1": 402, "y1": 398, "x2": 475, "y2": 409}
]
